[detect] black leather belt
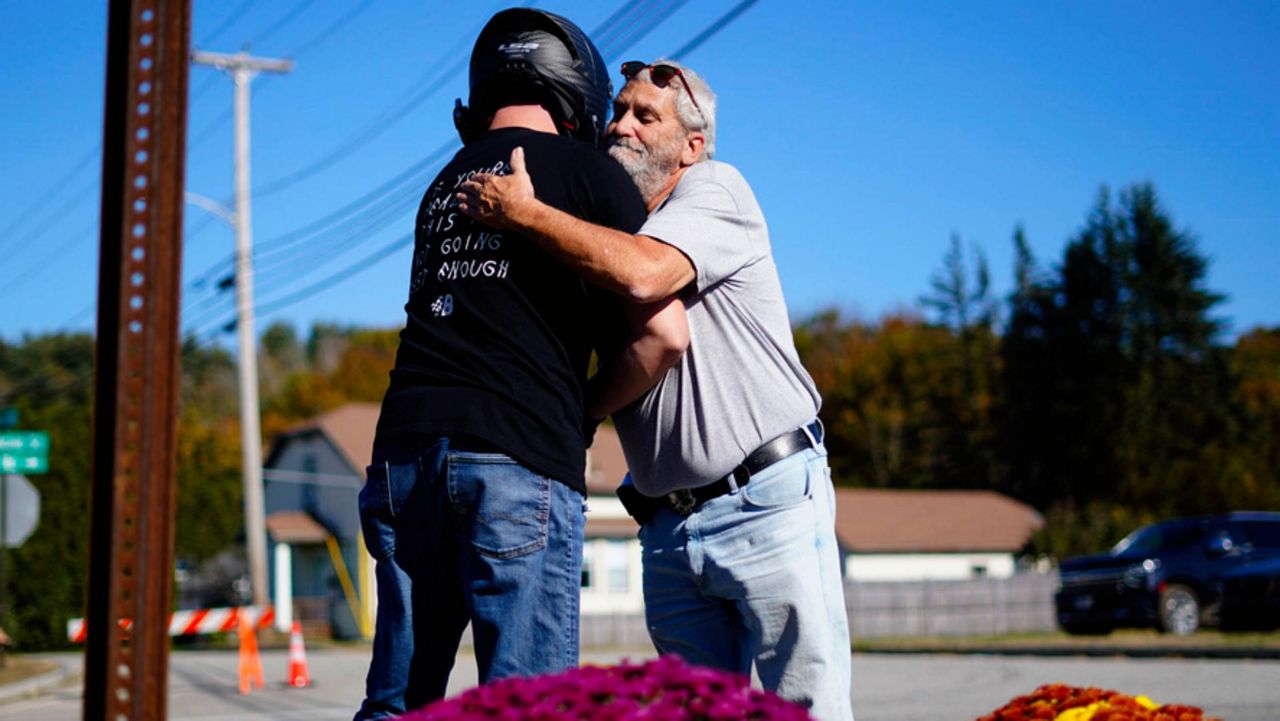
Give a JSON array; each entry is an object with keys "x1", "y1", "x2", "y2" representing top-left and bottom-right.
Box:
[{"x1": 617, "y1": 421, "x2": 823, "y2": 524}]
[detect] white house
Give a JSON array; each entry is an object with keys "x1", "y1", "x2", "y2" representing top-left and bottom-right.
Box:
[
  {"x1": 262, "y1": 403, "x2": 646, "y2": 637},
  {"x1": 263, "y1": 404, "x2": 1046, "y2": 638},
  {"x1": 833, "y1": 488, "x2": 1044, "y2": 581},
  {"x1": 582, "y1": 426, "x2": 644, "y2": 615},
  {"x1": 263, "y1": 402, "x2": 379, "y2": 639}
]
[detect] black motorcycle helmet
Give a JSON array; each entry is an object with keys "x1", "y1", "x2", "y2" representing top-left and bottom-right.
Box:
[{"x1": 454, "y1": 8, "x2": 611, "y2": 145}]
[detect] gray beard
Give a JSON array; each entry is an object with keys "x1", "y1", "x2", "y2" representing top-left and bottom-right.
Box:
[{"x1": 608, "y1": 137, "x2": 681, "y2": 205}]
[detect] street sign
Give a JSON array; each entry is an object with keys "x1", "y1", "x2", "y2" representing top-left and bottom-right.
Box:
[
  {"x1": 2, "y1": 474, "x2": 40, "y2": 547},
  {"x1": 0, "y1": 431, "x2": 49, "y2": 474}
]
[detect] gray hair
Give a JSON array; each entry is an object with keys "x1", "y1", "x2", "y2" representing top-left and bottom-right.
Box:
[{"x1": 628, "y1": 59, "x2": 717, "y2": 160}]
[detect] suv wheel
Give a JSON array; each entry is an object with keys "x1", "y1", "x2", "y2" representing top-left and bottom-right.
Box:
[{"x1": 1159, "y1": 584, "x2": 1201, "y2": 636}]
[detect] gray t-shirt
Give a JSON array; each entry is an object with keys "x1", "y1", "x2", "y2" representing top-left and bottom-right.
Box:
[{"x1": 613, "y1": 160, "x2": 821, "y2": 496}]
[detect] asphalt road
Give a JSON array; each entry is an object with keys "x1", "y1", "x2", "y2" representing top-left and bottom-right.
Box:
[{"x1": 3, "y1": 647, "x2": 1277, "y2": 720}]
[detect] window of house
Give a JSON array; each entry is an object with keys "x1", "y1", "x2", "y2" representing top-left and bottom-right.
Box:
[
  {"x1": 302, "y1": 454, "x2": 319, "y2": 510},
  {"x1": 606, "y1": 540, "x2": 629, "y2": 593}
]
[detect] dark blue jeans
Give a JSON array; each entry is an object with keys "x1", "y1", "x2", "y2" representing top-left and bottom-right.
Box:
[{"x1": 353, "y1": 436, "x2": 586, "y2": 720}]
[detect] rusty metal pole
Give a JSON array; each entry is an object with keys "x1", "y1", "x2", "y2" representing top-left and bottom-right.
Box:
[{"x1": 83, "y1": 1, "x2": 190, "y2": 719}]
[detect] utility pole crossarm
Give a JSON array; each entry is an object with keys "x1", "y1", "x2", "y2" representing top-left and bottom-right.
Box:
[{"x1": 190, "y1": 50, "x2": 294, "y2": 75}]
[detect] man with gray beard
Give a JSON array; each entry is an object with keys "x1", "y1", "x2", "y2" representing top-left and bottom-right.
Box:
[{"x1": 457, "y1": 60, "x2": 855, "y2": 721}]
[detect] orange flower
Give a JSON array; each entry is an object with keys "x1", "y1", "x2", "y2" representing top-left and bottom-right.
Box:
[{"x1": 975, "y1": 685, "x2": 1221, "y2": 721}]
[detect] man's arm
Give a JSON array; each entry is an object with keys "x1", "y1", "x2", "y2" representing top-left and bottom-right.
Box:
[
  {"x1": 456, "y1": 147, "x2": 694, "y2": 303},
  {"x1": 586, "y1": 297, "x2": 688, "y2": 420}
]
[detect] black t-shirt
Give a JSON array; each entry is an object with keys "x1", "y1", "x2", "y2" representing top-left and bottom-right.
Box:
[{"x1": 375, "y1": 127, "x2": 647, "y2": 493}]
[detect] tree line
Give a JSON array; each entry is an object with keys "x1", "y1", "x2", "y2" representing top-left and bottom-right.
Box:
[
  {"x1": 795, "y1": 183, "x2": 1280, "y2": 558},
  {"x1": 0, "y1": 182, "x2": 1277, "y2": 649}
]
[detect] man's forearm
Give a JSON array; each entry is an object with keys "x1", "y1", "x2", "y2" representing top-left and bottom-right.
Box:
[
  {"x1": 513, "y1": 199, "x2": 692, "y2": 303},
  {"x1": 586, "y1": 297, "x2": 688, "y2": 419}
]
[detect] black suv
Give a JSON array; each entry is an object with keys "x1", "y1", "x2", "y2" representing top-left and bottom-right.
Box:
[{"x1": 1054, "y1": 512, "x2": 1280, "y2": 636}]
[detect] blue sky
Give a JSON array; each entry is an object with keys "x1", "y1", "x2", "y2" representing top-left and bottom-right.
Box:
[{"x1": 1, "y1": 1, "x2": 1277, "y2": 346}]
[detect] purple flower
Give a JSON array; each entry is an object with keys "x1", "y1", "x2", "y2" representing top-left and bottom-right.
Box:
[{"x1": 400, "y1": 656, "x2": 813, "y2": 721}]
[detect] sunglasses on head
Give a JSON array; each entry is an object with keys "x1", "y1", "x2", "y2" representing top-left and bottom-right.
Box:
[{"x1": 620, "y1": 61, "x2": 704, "y2": 121}]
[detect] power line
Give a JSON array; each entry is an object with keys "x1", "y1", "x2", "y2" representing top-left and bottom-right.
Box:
[
  {"x1": 199, "y1": 0, "x2": 686, "y2": 332},
  {"x1": 42, "y1": 0, "x2": 380, "y2": 330},
  {"x1": 185, "y1": 140, "x2": 452, "y2": 294},
  {"x1": 193, "y1": 0, "x2": 699, "y2": 337},
  {"x1": 199, "y1": 0, "x2": 258, "y2": 48},
  {"x1": 235, "y1": 0, "x2": 670, "y2": 274},
  {"x1": 1, "y1": 0, "x2": 262, "y2": 243},
  {"x1": 290, "y1": 0, "x2": 377, "y2": 59},
  {"x1": 0, "y1": 176, "x2": 99, "y2": 261},
  {"x1": 250, "y1": 0, "x2": 537, "y2": 201},
  {"x1": 669, "y1": 0, "x2": 761, "y2": 60},
  {"x1": 10, "y1": 0, "x2": 760, "y2": 406},
  {"x1": 0, "y1": 0, "x2": 301, "y2": 261},
  {"x1": 186, "y1": 1, "x2": 538, "y2": 264},
  {"x1": 0, "y1": 220, "x2": 96, "y2": 301},
  {"x1": 252, "y1": 0, "x2": 318, "y2": 47},
  {"x1": 0, "y1": 146, "x2": 99, "y2": 253},
  {"x1": 593, "y1": 0, "x2": 657, "y2": 53},
  {"x1": 50, "y1": 0, "x2": 735, "y2": 346},
  {"x1": 255, "y1": 234, "x2": 412, "y2": 323}
]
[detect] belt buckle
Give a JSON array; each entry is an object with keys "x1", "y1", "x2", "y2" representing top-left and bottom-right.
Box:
[{"x1": 667, "y1": 489, "x2": 697, "y2": 516}]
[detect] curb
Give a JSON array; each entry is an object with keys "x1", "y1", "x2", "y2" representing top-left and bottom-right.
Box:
[
  {"x1": 0, "y1": 661, "x2": 72, "y2": 704},
  {"x1": 856, "y1": 645, "x2": 1280, "y2": 660}
]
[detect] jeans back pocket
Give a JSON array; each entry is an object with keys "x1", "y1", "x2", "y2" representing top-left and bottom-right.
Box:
[
  {"x1": 447, "y1": 451, "x2": 551, "y2": 560},
  {"x1": 359, "y1": 458, "x2": 423, "y2": 561}
]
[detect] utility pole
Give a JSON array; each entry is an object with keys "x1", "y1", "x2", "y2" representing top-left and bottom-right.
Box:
[{"x1": 190, "y1": 50, "x2": 292, "y2": 609}]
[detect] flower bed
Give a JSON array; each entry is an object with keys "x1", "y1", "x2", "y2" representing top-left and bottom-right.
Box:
[
  {"x1": 403, "y1": 656, "x2": 812, "y2": 721},
  {"x1": 977, "y1": 684, "x2": 1222, "y2": 721}
]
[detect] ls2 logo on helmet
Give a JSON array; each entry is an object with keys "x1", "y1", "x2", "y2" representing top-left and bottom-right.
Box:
[{"x1": 497, "y1": 42, "x2": 540, "y2": 55}]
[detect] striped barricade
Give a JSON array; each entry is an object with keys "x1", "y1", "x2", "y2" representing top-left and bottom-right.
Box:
[{"x1": 67, "y1": 605, "x2": 275, "y2": 643}]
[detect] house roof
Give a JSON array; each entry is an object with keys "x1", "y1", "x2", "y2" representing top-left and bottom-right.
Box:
[
  {"x1": 268, "y1": 404, "x2": 627, "y2": 494},
  {"x1": 585, "y1": 515, "x2": 639, "y2": 539},
  {"x1": 833, "y1": 488, "x2": 1043, "y2": 553},
  {"x1": 270, "y1": 402, "x2": 381, "y2": 474},
  {"x1": 266, "y1": 510, "x2": 331, "y2": 544}
]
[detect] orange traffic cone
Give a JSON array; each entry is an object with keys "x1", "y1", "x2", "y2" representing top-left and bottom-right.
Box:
[
  {"x1": 237, "y1": 613, "x2": 265, "y2": 695},
  {"x1": 286, "y1": 621, "x2": 311, "y2": 688}
]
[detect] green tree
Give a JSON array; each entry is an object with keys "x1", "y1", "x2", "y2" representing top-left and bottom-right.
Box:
[
  {"x1": 920, "y1": 235, "x2": 1002, "y2": 489},
  {"x1": 1230, "y1": 327, "x2": 1280, "y2": 509},
  {"x1": 796, "y1": 311, "x2": 961, "y2": 488},
  {"x1": 0, "y1": 333, "x2": 95, "y2": 650},
  {"x1": 1001, "y1": 184, "x2": 1236, "y2": 517}
]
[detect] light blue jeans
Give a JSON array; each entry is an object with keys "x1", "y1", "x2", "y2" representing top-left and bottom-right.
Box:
[
  {"x1": 354, "y1": 436, "x2": 585, "y2": 720},
  {"x1": 638, "y1": 444, "x2": 855, "y2": 721}
]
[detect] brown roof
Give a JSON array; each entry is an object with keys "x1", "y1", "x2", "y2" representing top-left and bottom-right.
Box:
[
  {"x1": 266, "y1": 510, "x2": 331, "y2": 544},
  {"x1": 271, "y1": 402, "x2": 620, "y2": 492},
  {"x1": 274, "y1": 402, "x2": 381, "y2": 473},
  {"x1": 585, "y1": 515, "x2": 640, "y2": 539},
  {"x1": 834, "y1": 488, "x2": 1043, "y2": 553},
  {"x1": 586, "y1": 425, "x2": 628, "y2": 496}
]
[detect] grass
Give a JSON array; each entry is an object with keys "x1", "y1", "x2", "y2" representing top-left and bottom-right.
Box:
[{"x1": 0, "y1": 656, "x2": 59, "y2": 686}]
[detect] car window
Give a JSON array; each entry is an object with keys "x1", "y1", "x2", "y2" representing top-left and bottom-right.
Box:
[
  {"x1": 1113, "y1": 525, "x2": 1162, "y2": 554},
  {"x1": 1161, "y1": 522, "x2": 1204, "y2": 550},
  {"x1": 1240, "y1": 520, "x2": 1280, "y2": 549},
  {"x1": 1113, "y1": 521, "x2": 1202, "y2": 555}
]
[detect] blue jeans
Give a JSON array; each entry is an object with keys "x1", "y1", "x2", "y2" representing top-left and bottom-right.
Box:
[
  {"x1": 638, "y1": 444, "x2": 855, "y2": 721},
  {"x1": 354, "y1": 437, "x2": 586, "y2": 720}
]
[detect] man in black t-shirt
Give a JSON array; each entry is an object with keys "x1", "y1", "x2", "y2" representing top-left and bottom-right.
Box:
[{"x1": 353, "y1": 10, "x2": 687, "y2": 720}]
